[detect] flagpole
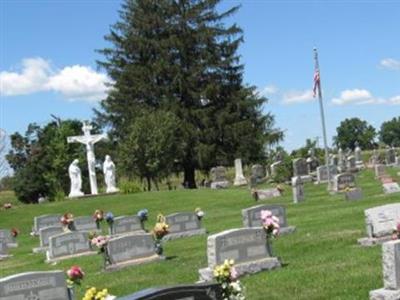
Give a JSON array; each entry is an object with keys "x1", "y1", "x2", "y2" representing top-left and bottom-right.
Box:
[{"x1": 313, "y1": 48, "x2": 331, "y2": 191}]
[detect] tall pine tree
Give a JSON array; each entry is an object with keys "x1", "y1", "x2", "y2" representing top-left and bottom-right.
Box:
[{"x1": 97, "y1": 0, "x2": 283, "y2": 188}]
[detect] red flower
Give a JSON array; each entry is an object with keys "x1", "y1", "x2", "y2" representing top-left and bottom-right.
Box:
[
  {"x1": 11, "y1": 228, "x2": 19, "y2": 238},
  {"x1": 67, "y1": 265, "x2": 84, "y2": 280}
]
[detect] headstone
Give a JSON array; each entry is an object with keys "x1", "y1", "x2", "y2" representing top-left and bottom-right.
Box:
[
  {"x1": 210, "y1": 166, "x2": 229, "y2": 189},
  {"x1": 316, "y1": 165, "x2": 337, "y2": 184},
  {"x1": 345, "y1": 188, "x2": 363, "y2": 201},
  {"x1": 198, "y1": 228, "x2": 281, "y2": 282},
  {"x1": 251, "y1": 164, "x2": 265, "y2": 183},
  {"x1": 233, "y1": 159, "x2": 247, "y2": 186},
  {"x1": 358, "y1": 203, "x2": 400, "y2": 246},
  {"x1": 346, "y1": 155, "x2": 356, "y2": 172},
  {"x1": 46, "y1": 231, "x2": 95, "y2": 263},
  {"x1": 242, "y1": 204, "x2": 295, "y2": 234},
  {"x1": 74, "y1": 216, "x2": 99, "y2": 232},
  {"x1": 330, "y1": 154, "x2": 338, "y2": 167},
  {"x1": 118, "y1": 283, "x2": 222, "y2": 300},
  {"x1": 253, "y1": 188, "x2": 281, "y2": 200},
  {"x1": 375, "y1": 164, "x2": 386, "y2": 179},
  {"x1": 370, "y1": 240, "x2": 400, "y2": 300},
  {"x1": 32, "y1": 214, "x2": 62, "y2": 235},
  {"x1": 333, "y1": 173, "x2": 356, "y2": 192},
  {"x1": 293, "y1": 158, "x2": 311, "y2": 180},
  {"x1": 163, "y1": 212, "x2": 206, "y2": 241},
  {"x1": 386, "y1": 147, "x2": 396, "y2": 165},
  {"x1": 292, "y1": 176, "x2": 304, "y2": 203},
  {"x1": 105, "y1": 233, "x2": 162, "y2": 271},
  {"x1": 0, "y1": 229, "x2": 17, "y2": 247},
  {"x1": 338, "y1": 148, "x2": 346, "y2": 172},
  {"x1": 0, "y1": 239, "x2": 10, "y2": 260},
  {"x1": 306, "y1": 149, "x2": 319, "y2": 173},
  {"x1": 383, "y1": 182, "x2": 400, "y2": 194},
  {"x1": 355, "y1": 144, "x2": 362, "y2": 163},
  {"x1": 396, "y1": 156, "x2": 400, "y2": 167},
  {"x1": 33, "y1": 226, "x2": 65, "y2": 253},
  {"x1": 0, "y1": 271, "x2": 70, "y2": 300},
  {"x1": 110, "y1": 216, "x2": 143, "y2": 235},
  {"x1": 270, "y1": 161, "x2": 282, "y2": 178}
]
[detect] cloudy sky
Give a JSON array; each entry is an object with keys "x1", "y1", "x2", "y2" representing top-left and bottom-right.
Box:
[{"x1": 1, "y1": 0, "x2": 399, "y2": 152}]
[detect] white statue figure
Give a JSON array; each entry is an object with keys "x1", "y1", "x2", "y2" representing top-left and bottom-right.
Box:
[
  {"x1": 103, "y1": 155, "x2": 119, "y2": 193},
  {"x1": 68, "y1": 159, "x2": 84, "y2": 198},
  {"x1": 67, "y1": 121, "x2": 107, "y2": 195}
]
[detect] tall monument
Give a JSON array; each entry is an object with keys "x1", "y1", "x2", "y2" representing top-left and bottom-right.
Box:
[{"x1": 67, "y1": 121, "x2": 107, "y2": 195}]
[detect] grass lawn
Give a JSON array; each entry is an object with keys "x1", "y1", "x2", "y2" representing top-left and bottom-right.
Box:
[{"x1": 0, "y1": 167, "x2": 399, "y2": 299}]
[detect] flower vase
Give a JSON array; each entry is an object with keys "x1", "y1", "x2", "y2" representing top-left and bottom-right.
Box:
[
  {"x1": 102, "y1": 247, "x2": 112, "y2": 269},
  {"x1": 96, "y1": 220, "x2": 101, "y2": 230},
  {"x1": 67, "y1": 287, "x2": 74, "y2": 300},
  {"x1": 266, "y1": 237, "x2": 274, "y2": 257},
  {"x1": 155, "y1": 240, "x2": 163, "y2": 255}
]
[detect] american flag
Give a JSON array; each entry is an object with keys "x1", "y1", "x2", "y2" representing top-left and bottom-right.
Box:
[{"x1": 313, "y1": 69, "x2": 320, "y2": 98}]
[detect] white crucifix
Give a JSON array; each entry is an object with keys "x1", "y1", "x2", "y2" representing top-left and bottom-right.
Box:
[{"x1": 67, "y1": 121, "x2": 107, "y2": 195}]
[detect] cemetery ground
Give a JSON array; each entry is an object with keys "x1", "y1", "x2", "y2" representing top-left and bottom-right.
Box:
[{"x1": 0, "y1": 168, "x2": 399, "y2": 299}]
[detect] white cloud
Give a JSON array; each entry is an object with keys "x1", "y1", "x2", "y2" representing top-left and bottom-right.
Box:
[
  {"x1": 380, "y1": 58, "x2": 400, "y2": 70},
  {"x1": 332, "y1": 88, "x2": 399, "y2": 105},
  {"x1": 282, "y1": 90, "x2": 315, "y2": 104},
  {"x1": 0, "y1": 57, "x2": 109, "y2": 102},
  {"x1": 259, "y1": 84, "x2": 278, "y2": 97}
]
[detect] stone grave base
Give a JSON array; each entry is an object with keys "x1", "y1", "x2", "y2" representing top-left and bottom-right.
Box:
[
  {"x1": 211, "y1": 181, "x2": 229, "y2": 189},
  {"x1": 6, "y1": 243, "x2": 18, "y2": 248},
  {"x1": 279, "y1": 226, "x2": 296, "y2": 235},
  {"x1": 105, "y1": 254, "x2": 164, "y2": 272},
  {"x1": 109, "y1": 229, "x2": 146, "y2": 237},
  {"x1": 198, "y1": 257, "x2": 281, "y2": 282},
  {"x1": 370, "y1": 288, "x2": 400, "y2": 300},
  {"x1": 358, "y1": 235, "x2": 393, "y2": 247},
  {"x1": 0, "y1": 254, "x2": 13, "y2": 260},
  {"x1": 45, "y1": 250, "x2": 97, "y2": 263},
  {"x1": 300, "y1": 175, "x2": 313, "y2": 182},
  {"x1": 67, "y1": 191, "x2": 119, "y2": 200},
  {"x1": 234, "y1": 177, "x2": 248, "y2": 186},
  {"x1": 32, "y1": 246, "x2": 48, "y2": 254},
  {"x1": 163, "y1": 228, "x2": 207, "y2": 241}
]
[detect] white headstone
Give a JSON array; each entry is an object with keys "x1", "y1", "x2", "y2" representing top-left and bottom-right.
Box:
[
  {"x1": 233, "y1": 159, "x2": 247, "y2": 186},
  {"x1": 292, "y1": 176, "x2": 304, "y2": 203}
]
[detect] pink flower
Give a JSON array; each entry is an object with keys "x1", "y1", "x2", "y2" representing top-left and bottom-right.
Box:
[
  {"x1": 230, "y1": 266, "x2": 238, "y2": 281},
  {"x1": 260, "y1": 210, "x2": 272, "y2": 221},
  {"x1": 397, "y1": 223, "x2": 400, "y2": 232},
  {"x1": 67, "y1": 266, "x2": 84, "y2": 280}
]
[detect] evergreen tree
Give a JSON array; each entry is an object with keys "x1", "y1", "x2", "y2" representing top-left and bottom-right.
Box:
[{"x1": 97, "y1": 0, "x2": 282, "y2": 188}]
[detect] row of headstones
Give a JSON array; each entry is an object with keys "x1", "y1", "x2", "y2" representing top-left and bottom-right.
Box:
[
  {"x1": 374, "y1": 164, "x2": 400, "y2": 195},
  {"x1": 1, "y1": 204, "x2": 295, "y2": 299},
  {"x1": 0, "y1": 269, "x2": 223, "y2": 300},
  {"x1": 357, "y1": 203, "x2": 400, "y2": 299},
  {"x1": 369, "y1": 146, "x2": 399, "y2": 167}
]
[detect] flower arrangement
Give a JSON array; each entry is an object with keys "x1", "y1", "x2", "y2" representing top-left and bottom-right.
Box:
[
  {"x1": 91, "y1": 235, "x2": 111, "y2": 267},
  {"x1": 60, "y1": 213, "x2": 75, "y2": 231},
  {"x1": 260, "y1": 210, "x2": 280, "y2": 256},
  {"x1": 105, "y1": 212, "x2": 114, "y2": 234},
  {"x1": 10, "y1": 228, "x2": 19, "y2": 238},
  {"x1": 392, "y1": 223, "x2": 400, "y2": 240},
  {"x1": 213, "y1": 259, "x2": 245, "y2": 300},
  {"x1": 83, "y1": 287, "x2": 114, "y2": 300},
  {"x1": 66, "y1": 265, "x2": 84, "y2": 288},
  {"x1": 3, "y1": 203, "x2": 12, "y2": 209},
  {"x1": 195, "y1": 207, "x2": 205, "y2": 221},
  {"x1": 93, "y1": 209, "x2": 104, "y2": 229},
  {"x1": 152, "y1": 214, "x2": 169, "y2": 255},
  {"x1": 137, "y1": 209, "x2": 148, "y2": 230}
]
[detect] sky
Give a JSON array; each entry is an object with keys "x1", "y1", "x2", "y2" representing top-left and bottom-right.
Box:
[{"x1": 1, "y1": 0, "x2": 399, "y2": 154}]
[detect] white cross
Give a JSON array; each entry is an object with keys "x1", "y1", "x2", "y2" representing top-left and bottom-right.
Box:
[{"x1": 67, "y1": 121, "x2": 107, "y2": 195}]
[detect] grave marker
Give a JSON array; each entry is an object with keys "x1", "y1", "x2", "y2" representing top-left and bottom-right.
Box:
[
  {"x1": 0, "y1": 229, "x2": 17, "y2": 247},
  {"x1": 105, "y1": 233, "x2": 162, "y2": 271},
  {"x1": 46, "y1": 231, "x2": 95, "y2": 263},
  {"x1": 370, "y1": 240, "x2": 400, "y2": 300},
  {"x1": 110, "y1": 216, "x2": 143, "y2": 235},
  {"x1": 33, "y1": 226, "x2": 65, "y2": 253},
  {"x1": 198, "y1": 228, "x2": 280, "y2": 282},
  {"x1": 0, "y1": 271, "x2": 70, "y2": 300},
  {"x1": 163, "y1": 212, "x2": 206, "y2": 241},
  {"x1": 383, "y1": 182, "x2": 400, "y2": 194},
  {"x1": 345, "y1": 188, "x2": 363, "y2": 201},
  {"x1": 242, "y1": 204, "x2": 295, "y2": 234},
  {"x1": 292, "y1": 176, "x2": 304, "y2": 203},
  {"x1": 32, "y1": 214, "x2": 62, "y2": 235},
  {"x1": 316, "y1": 165, "x2": 337, "y2": 183},
  {"x1": 358, "y1": 203, "x2": 400, "y2": 246},
  {"x1": 333, "y1": 173, "x2": 356, "y2": 192},
  {"x1": 74, "y1": 216, "x2": 99, "y2": 232}
]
